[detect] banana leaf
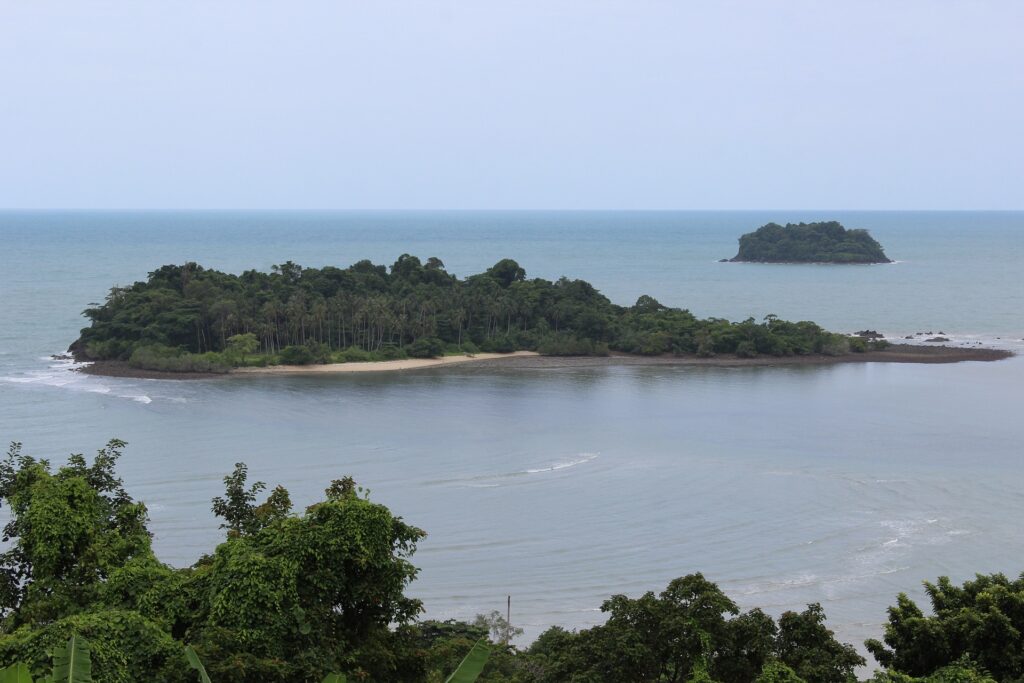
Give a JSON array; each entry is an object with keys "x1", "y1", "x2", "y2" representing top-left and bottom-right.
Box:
[
  {"x1": 50, "y1": 636, "x2": 91, "y2": 683},
  {"x1": 0, "y1": 663, "x2": 34, "y2": 683},
  {"x1": 445, "y1": 638, "x2": 490, "y2": 683},
  {"x1": 184, "y1": 647, "x2": 211, "y2": 683}
]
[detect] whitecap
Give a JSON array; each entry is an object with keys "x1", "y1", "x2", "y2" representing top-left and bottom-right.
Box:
[
  {"x1": 882, "y1": 330, "x2": 1023, "y2": 351},
  {"x1": 525, "y1": 453, "x2": 598, "y2": 474},
  {"x1": 426, "y1": 452, "x2": 600, "y2": 488}
]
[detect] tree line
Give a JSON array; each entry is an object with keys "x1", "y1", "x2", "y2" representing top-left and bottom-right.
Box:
[
  {"x1": 70, "y1": 256, "x2": 875, "y2": 372},
  {"x1": 0, "y1": 441, "x2": 1016, "y2": 682}
]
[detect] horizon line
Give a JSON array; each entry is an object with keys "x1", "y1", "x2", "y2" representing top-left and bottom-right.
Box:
[{"x1": 2, "y1": 207, "x2": 1022, "y2": 213}]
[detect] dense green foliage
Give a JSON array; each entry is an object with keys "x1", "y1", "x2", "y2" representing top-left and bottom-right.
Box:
[
  {"x1": 0, "y1": 441, "x2": 1014, "y2": 682},
  {"x1": 730, "y1": 222, "x2": 891, "y2": 264},
  {"x1": 70, "y1": 257, "x2": 860, "y2": 371},
  {"x1": 0, "y1": 442, "x2": 425, "y2": 682},
  {"x1": 0, "y1": 635, "x2": 92, "y2": 683},
  {"x1": 499, "y1": 577, "x2": 864, "y2": 683},
  {"x1": 865, "y1": 574, "x2": 1024, "y2": 681}
]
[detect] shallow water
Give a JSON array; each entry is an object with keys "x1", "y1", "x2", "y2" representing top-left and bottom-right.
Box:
[{"x1": 1, "y1": 211, "x2": 1022, "y2": 655}]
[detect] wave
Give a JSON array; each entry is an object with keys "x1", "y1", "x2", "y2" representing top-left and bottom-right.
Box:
[
  {"x1": 525, "y1": 454, "x2": 599, "y2": 474},
  {"x1": 427, "y1": 453, "x2": 599, "y2": 488},
  {"x1": 883, "y1": 330, "x2": 1024, "y2": 351},
  {"x1": 1, "y1": 354, "x2": 170, "y2": 405}
]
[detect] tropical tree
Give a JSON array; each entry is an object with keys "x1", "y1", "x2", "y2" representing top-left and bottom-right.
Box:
[{"x1": 866, "y1": 573, "x2": 1024, "y2": 681}]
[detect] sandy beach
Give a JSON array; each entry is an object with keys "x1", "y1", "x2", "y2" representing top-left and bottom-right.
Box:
[{"x1": 232, "y1": 350, "x2": 540, "y2": 375}]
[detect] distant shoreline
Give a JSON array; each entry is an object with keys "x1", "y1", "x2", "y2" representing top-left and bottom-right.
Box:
[{"x1": 74, "y1": 344, "x2": 1013, "y2": 380}]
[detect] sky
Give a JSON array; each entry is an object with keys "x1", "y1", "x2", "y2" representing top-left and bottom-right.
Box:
[{"x1": 1, "y1": 1, "x2": 1021, "y2": 210}]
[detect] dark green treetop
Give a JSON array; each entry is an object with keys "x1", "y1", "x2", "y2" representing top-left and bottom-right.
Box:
[{"x1": 865, "y1": 573, "x2": 1024, "y2": 681}]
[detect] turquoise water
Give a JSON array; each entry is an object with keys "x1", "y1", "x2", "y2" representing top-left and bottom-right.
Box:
[{"x1": 1, "y1": 211, "x2": 1023, "y2": 655}]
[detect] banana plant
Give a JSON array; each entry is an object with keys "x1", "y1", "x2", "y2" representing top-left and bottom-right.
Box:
[{"x1": 0, "y1": 636, "x2": 92, "y2": 683}]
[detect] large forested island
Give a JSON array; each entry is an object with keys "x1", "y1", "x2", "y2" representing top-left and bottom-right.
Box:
[
  {"x1": 68, "y1": 256, "x2": 895, "y2": 374},
  {"x1": 729, "y1": 221, "x2": 891, "y2": 264}
]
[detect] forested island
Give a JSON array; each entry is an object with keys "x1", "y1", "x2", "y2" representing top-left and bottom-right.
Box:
[
  {"x1": 1, "y1": 439, "x2": 1021, "y2": 683},
  {"x1": 729, "y1": 222, "x2": 891, "y2": 264},
  {"x1": 70, "y1": 256, "x2": 897, "y2": 375}
]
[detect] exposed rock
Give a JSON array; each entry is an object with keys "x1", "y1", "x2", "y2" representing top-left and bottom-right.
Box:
[
  {"x1": 925, "y1": 337, "x2": 949, "y2": 343},
  {"x1": 855, "y1": 330, "x2": 884, "y2": 339}
]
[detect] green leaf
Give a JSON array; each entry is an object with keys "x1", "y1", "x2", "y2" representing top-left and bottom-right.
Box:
[
  {"x1": 184, "y1": 646, "x2": 212, "y2": 683},
  {"x1": 51, "y1": 636, "x2": 91, "y2": 683},
  {"x1": 321, "y1": 675, "x2": 347, "y2": 683},
  {"x1": 0, "y1": 663, "x2": 35, "y2": 683},
  {"x1": 445, "y1": 638, "x2": 490, "y2": 683}
]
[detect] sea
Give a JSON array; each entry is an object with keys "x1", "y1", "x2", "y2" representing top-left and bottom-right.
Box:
[{"x1": 1, "y1": 211, "x2": 1022, "y2": 661}]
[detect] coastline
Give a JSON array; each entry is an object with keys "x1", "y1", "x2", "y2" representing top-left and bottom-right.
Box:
[
  {"x1": 466, "y1": 345, "x2": 1012, "y2": 371},
  {"x1": 74, "y1": 344, "x2": 1013, "y2": 380}
]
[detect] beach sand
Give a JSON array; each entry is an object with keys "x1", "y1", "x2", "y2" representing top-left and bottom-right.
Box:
[{"x1": 233, "y1": 351, "x2": 541, "y2": 375}]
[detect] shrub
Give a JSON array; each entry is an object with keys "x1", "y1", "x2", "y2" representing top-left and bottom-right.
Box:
[
  {"x1": 337, "y1": 347, "x2": 373, "y2": 363},
  {"x1": 128, "y1": 345, "x2": 230, "y2": 373},
  {"x1": 380, "y1": 344, "x2": 407, "y2": 360},
  {"x1": 817, "y1": 334, "x2": 850, "y2": 356},
  {"x1": 479, "y1": 336, "x2": 517, "y2": 353},
  {"x1": 277, "y1": 345, "x2": 316, "y2": 365},
  {"x1": 407, "y1": 337, "x2": 445, "y2": 359},
  {"x1": 848, "y1": 337, "x2": 868, "y2": 353},
  {"x1": 537, "y1": 334, "x2": 608, "y2": 356},
  {"x1": 735, "y1": 340, "x2": 758, "y2": 358},
  {"x1": 85, "y1": 339, "x2": 132, "y2": 361}
]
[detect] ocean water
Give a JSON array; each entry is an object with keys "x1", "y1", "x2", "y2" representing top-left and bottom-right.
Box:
[{"x1": 1, "y1": 211, "x2": 1023, "y2": 659}]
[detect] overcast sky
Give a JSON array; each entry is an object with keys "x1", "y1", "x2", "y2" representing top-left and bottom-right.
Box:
[{"x1": 1, "y1": 1, "x2": 1021, "y2": 210}]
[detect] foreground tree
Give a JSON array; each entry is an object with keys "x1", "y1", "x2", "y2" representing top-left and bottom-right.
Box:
[
  {"x1": 0, "y1": 440, "x2": 183, "y2": 680},
  {"x1": 866, "y1": 573, "x2": 1024, "y2": 681},
  {"x1": 519, "y1": 574, "x2": 863, "y2": 683},
  {"x1": 0, "y1": 442, "x2": 426, "y2": 682}
]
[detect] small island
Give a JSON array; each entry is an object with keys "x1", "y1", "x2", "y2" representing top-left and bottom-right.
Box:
[
  {"x1": 729, "y1": 221, "x2": 891, "y2": 264},
  {"x1": 68, "y1": 256, "x2": 1004, "y2": 377}
]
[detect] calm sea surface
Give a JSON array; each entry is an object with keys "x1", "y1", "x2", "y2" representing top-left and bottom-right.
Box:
[{"x1": 1, "y1": 211, "x2": 1022, "y2": 657}]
